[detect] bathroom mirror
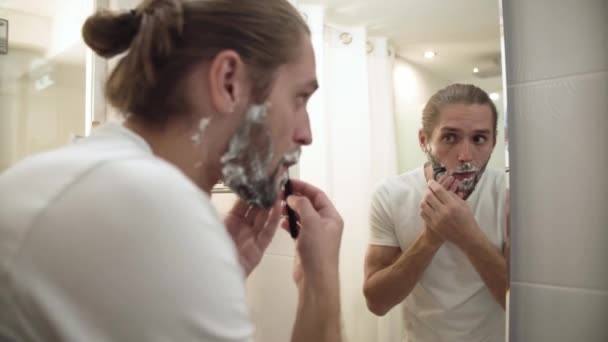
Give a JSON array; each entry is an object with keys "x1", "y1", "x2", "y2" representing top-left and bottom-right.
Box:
[{"x1": 288, "y1": 1, "x2": 510, "y2": 342}]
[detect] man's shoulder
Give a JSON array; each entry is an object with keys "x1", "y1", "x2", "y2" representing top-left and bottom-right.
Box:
[
  {"x1": 373, "y1": 167, "x2": 425, "y2": 202},
  {"x1": 479, "y1": 167, "x2": 508, "y2": 195}
]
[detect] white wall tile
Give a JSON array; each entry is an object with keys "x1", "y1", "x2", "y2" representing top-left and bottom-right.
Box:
[
  {"x1": 245, "y1": 254, "x2": 297, "y2": 342},
  {"x1": 508, "y1": 72, "x2": 608, "y2": 290},
  {"x1": 509, "y1": 283, "x2": 608, "y2": 342},
  {"x1": 503, "y1": 0, "x2": 608, "y2": 85}
]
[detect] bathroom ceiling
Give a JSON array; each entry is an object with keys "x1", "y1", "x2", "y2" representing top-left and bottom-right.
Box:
[
  {"x1": 301, "y1": 0, "x2": 504, "y2": 90},
  {"x1": 1, "y1": 0, "x2": 504, "y2": 92}
]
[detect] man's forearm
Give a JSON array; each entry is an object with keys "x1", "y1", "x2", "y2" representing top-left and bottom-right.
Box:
[
  {"x1": 291, "y1": 274, "x2": 342, "y2": 342},
  {"x1": 462, "y1": 230, "x2": 508, "y2": 309},
  {"x1": 364, "y1": 229, "x2": 442, "y2": 316}
]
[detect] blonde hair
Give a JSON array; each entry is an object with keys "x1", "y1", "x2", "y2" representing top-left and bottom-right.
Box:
[
  {"x1": 422, "y1": 83, "x2": 498, "y2": 137},
  {"x1": 82, "y1": 0, "x2": 309, "y2": 125}
]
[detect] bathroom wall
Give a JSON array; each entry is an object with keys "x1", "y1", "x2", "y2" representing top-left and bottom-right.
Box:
[
  {"x1": 503, "y1": 0, "x2": 608, "y2": 340},
  {"x1": 0, "y1": 3, "x2": 90, "y2": 172},
  {"x1": 393, "y1": 58, "x2": 450, "y2": 173},
  {"x1": 0, "y1": 48, "x2": 86, "y2": 171}
]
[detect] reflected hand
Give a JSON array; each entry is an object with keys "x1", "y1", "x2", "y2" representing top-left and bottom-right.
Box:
[
  {"x1": 420, "y1": 175, "x2": 460, "y2": 243},
  {"x1": 224, "y1": 198, "x2": 282, "y2": 276},
  {"x1": 420, "y1": 179, "x2": 481, "y2": 249}
]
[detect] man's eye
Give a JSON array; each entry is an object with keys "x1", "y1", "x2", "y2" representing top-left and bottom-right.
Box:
[
  {"x1": 474, "y1": 135, "x2": 488, "y2": 144},
  {"x1": 442, "y1": 134, "x2": 456, "y2": 144}
]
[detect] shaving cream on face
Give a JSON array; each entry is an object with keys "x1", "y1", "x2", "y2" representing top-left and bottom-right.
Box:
[
  {"x1": 190, "y1": 118, "x2": 211, "y2": 145},
  {"x1": 220, "y1": 103, "x2": 300, "y2": 208},
  {"x1": 190, "y1": 133, "x2": 201, "y2": 145},
  {"x1": 452, "y1": 162, "x2": 480, "y2": 193},
  {"x1": 198, "y1": 118, "x2": 210, "y2": 134},
  {"x1": 425, "y1": 144, "x2": 448, "y2": 179},
  {"x1": 191, "y1": 117, "x2": 212, "y2": 170},
  {"x1": 425, "y1": 144, "x2": 488, "y2": 199}
]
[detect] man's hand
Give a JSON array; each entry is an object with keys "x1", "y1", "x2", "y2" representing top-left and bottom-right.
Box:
[
  {"x1": 224, "y1": 198, "x2": 282, "y2": 276},
  {"x1": 420, "y1": 179, "x2": 483, "y2": 250},
  {"x1": 280, "y1": 179, "x2": 343, "y2": 291},
  {"x1": 420, "y1": 175, "x2": 461, "y2": 244},
  {"x1": 280, "y1": 179, "x2": 344, "y2": 342}
]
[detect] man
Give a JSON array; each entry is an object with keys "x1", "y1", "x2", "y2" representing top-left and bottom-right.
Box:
[
  {"x1": 0, "y1": 1, "x2": 343, "y2": 341},
  {"x1": 363, "y1": 84, "x2": 508, "y2": 342}
]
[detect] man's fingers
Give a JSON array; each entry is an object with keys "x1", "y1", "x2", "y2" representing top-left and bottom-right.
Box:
[
  {"x1": 448, "y1": 179, "x2": 461, "y2": 193},
  {"x1": 228, "y1": 198, "x2": 251, "y2": 218},
  {"x1": 252, "y1": 209, "x2": 269, "y2": 232},
  {"x1": 420, "y1": 209, "x2": 433, "y2": 226},
  {"x1": 420, "y1": 197, "x2": 434, "y2": 214},
  {"x1": 262, "y1": 202, "x2": 282, "y2": 237},
  {"x1": 423, "y1": 188, "x2": 443, "y2": 212},
  {"x1": 439, "y1": 175, "x2": 455, "y2": 189},
  {"x1": 286, "y1": 195, "x2": 318, "y2": 224},
  {"x1": 428, "y1": 180, "x2": 453, "y2": 204},
  {"x1": 285, "y1": 179, "x2": 323, "y2": 199},
  {"x1": 287, "y1": 179, "x2": 339, "y2": 220}
]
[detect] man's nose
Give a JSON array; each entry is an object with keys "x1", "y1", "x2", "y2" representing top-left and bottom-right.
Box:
[
  {"x1": 294, "y1": 112, "x2": 313, "y2": 146},
  {"x1": 457, "y1": 140, "x2": 473, "y2": 162}
]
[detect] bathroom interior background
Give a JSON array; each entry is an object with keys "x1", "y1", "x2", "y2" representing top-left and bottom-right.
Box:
[{"x1": 0, "y1": 1, "x2": 507, "y2": 341}]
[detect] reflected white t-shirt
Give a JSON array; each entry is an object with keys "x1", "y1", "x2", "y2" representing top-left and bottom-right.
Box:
[
  {"x1": 370, "y1": 166, "x2": 507, "y2": 342},
  {"x1": 0, "y1": 123, "x2": 253, "y2": 341}
]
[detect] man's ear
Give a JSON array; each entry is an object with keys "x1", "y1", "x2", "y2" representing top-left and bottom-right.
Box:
[
  {"x1": 208, "y1": 50, "x2": 248, "y2": 115},
  {"x1": 419, "y1": 128, "x2": 428, "y2": 152}
]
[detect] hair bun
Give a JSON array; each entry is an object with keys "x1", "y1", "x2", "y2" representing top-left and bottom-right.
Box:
[
  {"x1": 82, "y1": 0, "x2": 183, "y2": 64},
  {"x1": 82, "y1": 9, "x2": 141, "y2": 58}
]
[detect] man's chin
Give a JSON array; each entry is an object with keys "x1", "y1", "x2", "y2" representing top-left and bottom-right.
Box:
[
  {"x1": 238, "y1": 187, "x2": 276, "y2": 209},
  {"x1": 455, "y1": 174, "x2": 482, "y2": 199},
  {"x1": 230, "y1": 178, "x2": 283, "y2": 209}
]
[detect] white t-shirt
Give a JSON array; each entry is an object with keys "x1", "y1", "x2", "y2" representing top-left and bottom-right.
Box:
[
  {"x1": 370, "y1": 166, "x2": 507, "y2": 342},
  {"x1": 0, "y1": 123, "x2": 254, "y2": 341}
]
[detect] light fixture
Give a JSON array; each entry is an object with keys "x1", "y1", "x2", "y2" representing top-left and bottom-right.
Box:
[
  {"x1": 473, "y1": 67, "x2": 479, "y2": 73},
  {"x1": 490, "y1": 92, "x2": 500, "y2": 101},
  {"x1": 423, "y1": 51, "x2": 436, "y2": 59}
]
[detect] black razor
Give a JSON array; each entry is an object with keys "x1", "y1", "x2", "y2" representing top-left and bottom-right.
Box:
[
  {"x1": 284, "y1": 175, "x2": 299, "y2": 239},
  {"x1": 432, "y1": 165, "x2": 447, "y2": 181}
]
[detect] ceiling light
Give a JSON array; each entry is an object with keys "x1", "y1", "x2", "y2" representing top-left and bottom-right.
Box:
[
  {"x1": 490, "y1": 92, "x2": 500, "y2": 101},
  {"x1": 423, "y1": 51, "x2": 436, "y2": 59},
  {"x1": 473, "y1": 67, "x2": 479, "y2": 73}
]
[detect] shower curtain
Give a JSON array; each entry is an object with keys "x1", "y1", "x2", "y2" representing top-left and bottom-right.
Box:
[{"x1": 298, "y1": 5, "x2": 401, "y2": 342}]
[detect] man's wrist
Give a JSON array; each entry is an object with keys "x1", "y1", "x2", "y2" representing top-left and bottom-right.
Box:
[
  {"x1": 458, "y1": 224, "x2": 488, "y2": 253},
  {"x1": 299, "y1": 274, "x2": 341, "y2": 322},
  {"x1": 421, "y1": 227, "x2": 444, "y2": 250}
]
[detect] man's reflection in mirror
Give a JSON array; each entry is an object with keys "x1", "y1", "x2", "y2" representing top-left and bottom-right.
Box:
[{"x1": 364, "y1": 84, "x2": 509, "y2": 342}]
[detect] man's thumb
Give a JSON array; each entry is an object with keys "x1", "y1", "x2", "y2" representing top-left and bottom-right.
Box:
[{"x1": 286, "y1": 195, "x2": 315, "y2": 220}]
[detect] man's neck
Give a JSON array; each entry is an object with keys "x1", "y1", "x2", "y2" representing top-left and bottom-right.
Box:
[{"x1": 123, "y1": 117, "x2": 221, "y2": 194}]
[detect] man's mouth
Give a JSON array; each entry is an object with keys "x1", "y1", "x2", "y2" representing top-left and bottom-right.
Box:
[
  {"x1": 452, "y1": 171, "x2": 476, "y2": 180},
  {"x1": 280, "y1": 150, "x2": 301, "y2": 171},
  {"x1": 274, "y1": 159, "x2": 298, "y2": 180}
]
